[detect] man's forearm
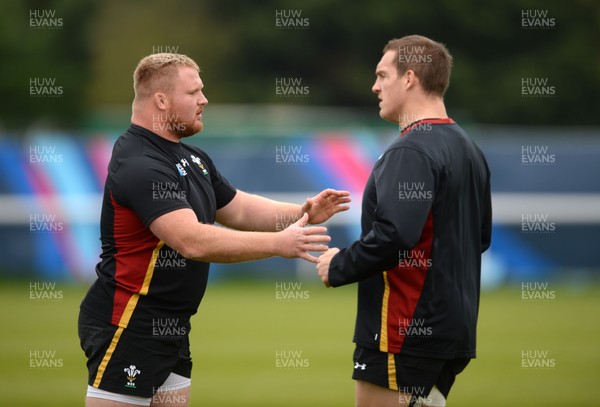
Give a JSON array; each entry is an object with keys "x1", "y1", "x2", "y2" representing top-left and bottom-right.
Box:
[
  {"x1": 183, "y1": 223, "x2": 282, "y2": 263},
  {"x1": 218, "y1": 189, "x2": 350, "y2": 232},
  {"x1": 234, "y1": 193, "x2": 303, "y2": 232},
  {"x1": 150, "y1": 207, "x2": 328, "y2": 264}
]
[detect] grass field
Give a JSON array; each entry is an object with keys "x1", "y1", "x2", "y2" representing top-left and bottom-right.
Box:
[{"x1": 1, "y1": 280, "x2": 599, "y2": 406}]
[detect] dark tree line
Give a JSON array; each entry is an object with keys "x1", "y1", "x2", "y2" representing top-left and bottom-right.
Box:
[{"x1": 1, "y1": 0, "x2": 598, "y2": 130}]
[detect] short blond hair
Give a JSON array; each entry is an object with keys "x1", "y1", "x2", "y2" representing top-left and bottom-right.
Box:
[{"x1": 133, "y1": 53, "x2": 200, "y2": 100}]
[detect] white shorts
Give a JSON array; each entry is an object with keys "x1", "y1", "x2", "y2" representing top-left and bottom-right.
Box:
[{"x1": 86, "y1": 372, "x2": 191, "y2": 406}]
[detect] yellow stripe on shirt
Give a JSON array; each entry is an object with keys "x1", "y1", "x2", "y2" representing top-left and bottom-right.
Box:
[{"x1": 379, "y1": 271, "x2": 390, "y2": 353}]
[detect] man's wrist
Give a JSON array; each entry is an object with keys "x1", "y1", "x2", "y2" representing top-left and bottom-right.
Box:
[{"x1": 266, "y1": 231, "x2": 282, "y2": 257}]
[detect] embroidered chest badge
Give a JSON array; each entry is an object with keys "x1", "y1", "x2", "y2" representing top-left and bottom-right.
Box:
[{"x1": 190, "y1": 155, "x2": 209, "y2": 176}]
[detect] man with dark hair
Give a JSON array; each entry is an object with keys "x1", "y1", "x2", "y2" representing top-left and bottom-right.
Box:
[
  {"x1": 79, "y1": 53, "x2": 350, "y2": 407},
  {"x1": 317, "y1": 35, "x2": 492, "y2": 406}
]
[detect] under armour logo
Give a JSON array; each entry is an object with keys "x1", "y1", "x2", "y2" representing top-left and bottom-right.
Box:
[{"x1": 354, "y1": 362, "x2": 366, "y2": 370}]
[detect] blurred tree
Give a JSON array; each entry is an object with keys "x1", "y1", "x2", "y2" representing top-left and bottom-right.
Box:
[
  {"x1": 0, "y1": 0, "x2": 598, "y2": 129},
  {"x1": 0, "y1": 0, "x2": 96, "y2": 129}
]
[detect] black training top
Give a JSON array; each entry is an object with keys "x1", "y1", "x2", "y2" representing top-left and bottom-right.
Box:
[
  {"x1": 80, "y1": 124, "x2": 236, "y2": 335},
  {"x1": 329, "y1": 118, "x2": 492, "y2": 359}
]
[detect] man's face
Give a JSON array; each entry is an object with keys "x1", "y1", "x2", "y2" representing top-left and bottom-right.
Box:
[
  {"x1": 166, "y1": 66, "x2": 208, "y2": 138},
  {"x1": 372, "y1": 51, "x2": 406, "y2": 124}
]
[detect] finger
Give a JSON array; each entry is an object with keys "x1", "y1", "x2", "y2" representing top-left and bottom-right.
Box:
[
  {"x1": 293, "y1": 212, "x2": 309, "y2": 227},
  {"x1": 300, "y1": 252, "x2": 320, "y2": 263},
  {"x1": 327, "y1": 189, "x2": 351, "y2": 197},
  {"x1": 302, "y1": 244, "x2": 329, "y2": 252},
  {"x1": 326, "y1": 193, "x2": 346, "y2": 201},
  {"x1": 317, "y1": 262, "x2": 331, "y2": 275},
  {"x1": 303, "y1": 235, "x2": 331, "y2": 244},
  {"x1": 323, "y1": 188, "x2": 349, "y2": 194},
  {"x1": 317, "y1": 270, "x2": 331, "y2": 287},
  {"x1": 327, "y1": 197, "x2": 352, "y2": 206},
  {"x1": 333, "y1": 205, "x2": 351, "y2": 213},
  {"x1": 302, "y1": 226, "x2": 328, "y2": 235}
]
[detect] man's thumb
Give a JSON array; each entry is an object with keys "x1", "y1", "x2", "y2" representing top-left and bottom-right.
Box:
[{"x1": 294, "y1": 212, "x2": 309, "y2": 227}]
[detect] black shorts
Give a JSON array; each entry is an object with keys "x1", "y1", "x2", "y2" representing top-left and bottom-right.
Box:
[
  {"x1": 78, "y1": 310, "x2": 192, "y2": 398},
  {"x1": 352, "y1": 345, "x2": 469, "y2": 402}
]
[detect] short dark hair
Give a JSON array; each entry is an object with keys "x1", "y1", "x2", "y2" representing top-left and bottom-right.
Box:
[{"x1": 383, "y1": 35, "x2": 453, "y2": 97}]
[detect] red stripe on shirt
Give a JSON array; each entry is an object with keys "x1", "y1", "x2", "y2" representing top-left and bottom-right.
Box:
[
  {"x1": 110, "y1": 190, "x2": 160, "y2": 326},
  {"x1": 401, "y1": 118, "x2": 455, "y2": 136},
  {"x1": 385, "y1": 210, "x2": 434, "y2": 353}
]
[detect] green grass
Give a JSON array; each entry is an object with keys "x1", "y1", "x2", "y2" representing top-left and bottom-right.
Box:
[{"x1": 0, "y1": 280, "x2": 598, "y2": 406}]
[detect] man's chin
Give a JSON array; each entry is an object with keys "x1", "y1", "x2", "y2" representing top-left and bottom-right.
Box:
[
  {"x1": 192, "y1": 119, "x2": 203, "y2": 134},
  {"x1": 379, "y1": 110, "x2": 399, "y2": 124},
  {"x1": 178, "y1": 122, "x2": 203, "y2": 138}
]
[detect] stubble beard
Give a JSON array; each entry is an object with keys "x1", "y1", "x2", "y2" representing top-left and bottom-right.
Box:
[{"x1": 168, "y1": 113, "x2": 201, "y2": 138}]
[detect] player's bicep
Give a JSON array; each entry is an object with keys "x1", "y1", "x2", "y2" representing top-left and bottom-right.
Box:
[
  {"x1": 217, "y1": 190, "x2": 281, "y2": 231},
  {"x1": 215, "y1": 190, "x2": 245, "y2": 228},
  {"x1": 149, "y1": 208, "x2": 201, "y2": 258},
  {"x1": 374, "y1": 148, "x2": 435, "y2": 248}
]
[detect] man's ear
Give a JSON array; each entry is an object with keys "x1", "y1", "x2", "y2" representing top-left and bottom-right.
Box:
[
  {"x1": 404, "y1": 70, "x2": 418, "y2": 91},
  {"x1": 152, "y1": 92, "x2": 169, "y2": 110}
]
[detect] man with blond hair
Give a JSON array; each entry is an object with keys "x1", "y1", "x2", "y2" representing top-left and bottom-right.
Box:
[
  {"x1": 79, "y1": 53, "x2": 350, "y2": 406},
  {"x1": 317, "y1": 35, "x2": 492, "y2": 406}
]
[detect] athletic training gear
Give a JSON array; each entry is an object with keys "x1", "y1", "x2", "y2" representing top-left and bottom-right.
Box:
[
  {"x1": 329, "y1": 118, "x2": 492, "y2": 360},
  {"x1": 336, "y1": 118, "x2": 490, "y2": 399},
  {"x1": 79, "y1": 310, "x2": 192, "y2": 397},
  {"x1": 79, "y1": 123, "x2": 236, "y2": 396},
  {"x1": 352, "y1": 345, "x2": 468, "y2": 402},
  {"x1": 86, "y1": 373, "x2": 190, "y2": 406}
]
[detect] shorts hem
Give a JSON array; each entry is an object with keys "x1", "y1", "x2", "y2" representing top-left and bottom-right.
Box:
[
  {"x1": 352, "y1": 345, "x2": 469, "y2": 399},
  {"x1": 352, "y1": 374, "x2": 390, "y2": 390},
  {"x1": 87, "y1": 385, "x2": 152, "y2": 406}
]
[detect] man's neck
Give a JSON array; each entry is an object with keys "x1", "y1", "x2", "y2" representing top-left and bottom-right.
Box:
[
  {"x1": 131, "y1": 111, "x2": 181, "y2": 143},
  {"x1": 398, "y1": 97, "x2": 448, "y2": 130}
]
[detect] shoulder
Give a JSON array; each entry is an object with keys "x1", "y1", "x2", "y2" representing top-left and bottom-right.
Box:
[
  {"x1": 376, "y1": 139, "x2": 436, "y2": 170},
  {"x1": 380, "y1": 123, "x2": 465, "y2": 165},
  {"x1": 109, "y1": 151, "x2": 178, "y2": 191}
]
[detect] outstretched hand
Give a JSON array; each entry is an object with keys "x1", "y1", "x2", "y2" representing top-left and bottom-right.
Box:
[
  {"x1": 302, "y1": 189, "x2": 351, "y2": 225},
  {"x1": 278, "y1": 213, "x2": 331, "y2": 264}
]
